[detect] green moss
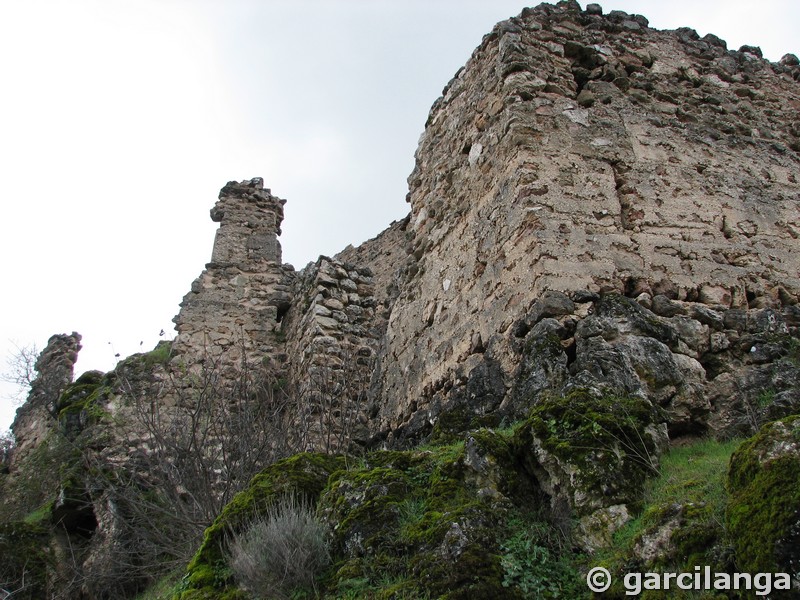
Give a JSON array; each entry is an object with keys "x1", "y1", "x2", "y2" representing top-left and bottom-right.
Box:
[
  {"x1": 596, "y1": 437, "x2": 742, "y2": 596},
  {"x1": 670, "y1": 516, "x2": 720, "y2": 566},
  {"x1": 0, "y1": 521, "x2": 52, "y2": 598},
  {"x1": 55, "y1": 370, "x2": 112, "y2": 430},
  {"x1": 22, "y1": 500, "x2": 54, "y2": 525},
  {"x1": 178, "y1": 428, "x2": 583, "y2": 599},
  {"x1": 115, "y1": 341, "x2": 173, "y2": 378},
  {"x1": 514, "y1": 388, "x2": 662, "y2": 515},
  {"x1": 467, "y1": 428, "x2": 526, "y2": 499},
  {"x1": 179, "y1": 452, "x2": 347, "y2": 597},
  {"x1": 429, "y1": 404, "x2": 501, "y2": 445},
  {"x1": 728, "y1": 415, "x2": 800, "y2": 490},
  {"x1": 323, "y1": 466, "x2": 410, "y2": 553},
  {"x1": 0, "y1": 429, "x2": 82, "y2": 522},
  {"x1": 142, "y1": 340, "x2": 173, "y2": 368},
  {"x1": 133, "y1": 570, "x2": 186, "y2": 600},
  {"x1": 318, "y1": 440, "x2": 526, "y2": 599},
  {"x1": 727, "y1": 416, "x2": 800, "y2": 579}
]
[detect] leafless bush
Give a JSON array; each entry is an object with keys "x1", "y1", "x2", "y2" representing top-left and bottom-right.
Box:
[
  {"x1": 0, "y1": 432, "x2": 13, "y2": 473},
  {"x1": 2, "y1": 331, "x2": 370, "y2": 596},
  {"x1": 92, "y1": 346, "x2": 299, "y2": 586},
  {"x1": 1, "y1": 342, "x2": 38, "y2": 403},
  {"x1": 293, "y1": 340, "x2": 373, "y2": 454},
  {"x1": 226, "y1": 494, "x2": 330, "y2": 600}
]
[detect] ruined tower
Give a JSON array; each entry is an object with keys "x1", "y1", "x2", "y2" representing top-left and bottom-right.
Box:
[{"x1": 172, "y1": 177, "x2": 295, "y2": 369}]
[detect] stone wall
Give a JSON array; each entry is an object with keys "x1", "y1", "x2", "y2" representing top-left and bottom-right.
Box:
[
  {"x1": 167, "y1": 5, "x2": 800, "y2": 448},
  {"x1": 373, "y1": 1, "x2": 800, "y2": 439},
  {"x1": 4, "y1": 6, "x2": 800, "y2": 593},
  {"x1": 281, "y1": 256, "x2": 380, "y2": 450},
  {"x1": 170, "y1": 178, "x2": 387, "y2": 450},
  {"x1": 172, "y1": 178, "x2": 295, "y2": 373}
]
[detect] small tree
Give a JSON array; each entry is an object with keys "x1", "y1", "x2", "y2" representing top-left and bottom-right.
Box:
[{"x1": 1, "y1": 342, "x2": 38, "y2": 403}]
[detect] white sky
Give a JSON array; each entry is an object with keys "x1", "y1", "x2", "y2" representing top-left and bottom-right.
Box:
[{"x1": 1, "y1": 0, "x2": 797, "y2": 433}]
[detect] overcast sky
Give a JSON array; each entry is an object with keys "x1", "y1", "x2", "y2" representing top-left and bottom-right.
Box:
[{"x1": 1, "y1": 0, "x2": 797, "y2": 433}]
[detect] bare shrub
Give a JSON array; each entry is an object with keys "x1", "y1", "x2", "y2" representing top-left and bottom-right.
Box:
[
  {"x1": 89, "y1": 346, "x2": 299, "y2": 587},
  {"x1": 227, "y1": 494, "x2": 330, "y2": 600},
  {"x1": 1, "y1": 342, "x2": 38, "y2": 403},
  {"x1": 1, "y1": 331, "x2": 364, "y2": 595},
  {"x1": 0, "y1": 432, "x2": 13, "y2": 473}
]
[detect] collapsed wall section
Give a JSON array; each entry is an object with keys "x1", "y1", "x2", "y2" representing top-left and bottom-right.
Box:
[{"x1": 9, "y1": 333, "x2": 82, "y2": 470}]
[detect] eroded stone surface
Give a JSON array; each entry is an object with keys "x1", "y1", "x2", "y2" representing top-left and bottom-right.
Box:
[
  {"x1": 374, "y1": 1, "x2": 800, "y2": 440},
  {"x1": 6, "y1": 5, "x2": 800, "y2": 591},
  {"x1": 10, "y1": 332, "x2": 81, "y2": 470}
]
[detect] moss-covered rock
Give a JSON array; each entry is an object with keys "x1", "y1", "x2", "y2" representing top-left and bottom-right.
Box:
[
  {"x1": 590, "y1": 294, "x2": 679, "y2": 350},
  {"x1": 726, "y1": 415, "x2": 800, "y2": 591},
  {"x1": 176, "y1": 428, "x2": 579, "y2": 599},
  {"x1": 427, "y1": 358, "x2": 506, "y2": 446},
  {"x1": 0, "y1": 521, "x2": 52, "y2": 599},
  {"x1": 514, "y1": 388, "x2": 666, "y2": 550},
  {"x1": 178, "y1": 452, "x2": 347, "y2": 598},
  {"x1": 517, "y1": 389, "x2": 664, "y2": 514},
  {"x1": 591, "y1": 438, "x2": 742, "y2": 599},
  {"x1": 55, "y1": 370, "x2": 112, "y2": 438},
  {"x1": 141, "y1": 340, "x2": 173, "y2": 368},
  {"x1": 318, "y1": 441, "x2": 521, "y2": 599},
  {"x1": 506, "y1": 326, "x2": 569, "y2": 420}
]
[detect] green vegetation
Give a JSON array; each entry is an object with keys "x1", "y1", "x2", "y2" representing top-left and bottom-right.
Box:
[
  {"x1": 173, "y1": 389, "x2": 667, "y2": 599},
  {"x1": 597, "y1": 437, "x2": 743, "y2": 598},
  {"x1": 134, "y1": 572, "x2": 186, "y2": 600},
  {"x1": 756, "y1": 389, "x2": 775, "y2": 408},
  {"x1": 499, "y1": 514, "x2": 588, "y2": 598},
  {"x1": 7, "y1": 359, "x2": 796, "y2": 600},
  {"x1": 55, "y1": 370, "x2": 112, "y2": 431},
  {"x1": 320, "y1": 440, "x2": 512, "y2": 600},
  {"x1": 227, "y1": 494, "x2": 330, "y2": 599},
  {"x1": 141, "y1": 340, "x2": 173, "y2": 368},
  {"x1": 0, "y1": 521, "x2": 52, "y2": 598},
  {"x1": 22, "y1": 500, "x2": 54, "y2": 526},
  {"x1": 179, "y1": 453, "x2": 347, "y2": 597},
  {"x1": 175, "y1": 421, "x2": 593, "y2": 600},
  {"x1": 727, "y1": 416, "x2": 800, "y2": 583},
  {"x1": 515, "y1": 388, "x2": 663, "y2": 516},
  {"x1": 0, "y1": 428, "x2": 80, "y2": 523}
]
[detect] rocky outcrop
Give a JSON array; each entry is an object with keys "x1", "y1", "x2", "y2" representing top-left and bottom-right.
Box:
[{"x1": 377, "y1": 289, "x2": 799, "y2": 446}]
